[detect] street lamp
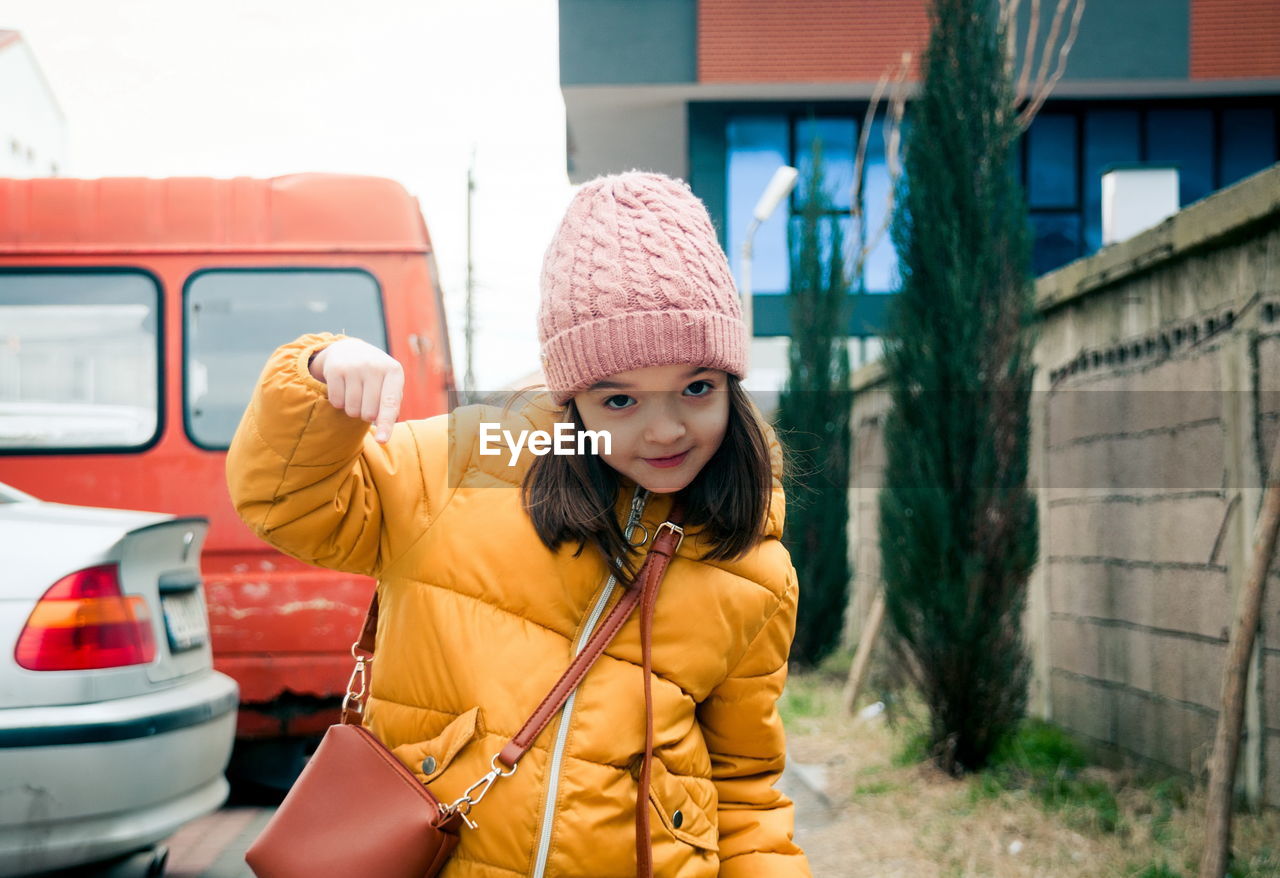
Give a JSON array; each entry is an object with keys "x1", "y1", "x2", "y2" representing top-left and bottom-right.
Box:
[{"x1": 740, "y1": 166, "x2": 799, "y2": 357}]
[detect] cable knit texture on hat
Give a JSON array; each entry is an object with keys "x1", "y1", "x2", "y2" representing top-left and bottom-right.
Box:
[{"x1": 538, "y1": 170, "x2": 746, "y2": 405}]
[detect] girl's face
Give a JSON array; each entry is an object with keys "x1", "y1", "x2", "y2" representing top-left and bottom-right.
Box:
[{"x1": 574, "y1": 363, "x2": 730, "y2": 494}]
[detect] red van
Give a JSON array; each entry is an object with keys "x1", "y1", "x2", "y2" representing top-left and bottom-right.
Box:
[{"x1": 0, "y1": 173, "x2": 455, "y2": 785}]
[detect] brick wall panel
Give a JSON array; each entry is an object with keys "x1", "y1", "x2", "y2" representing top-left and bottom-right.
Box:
[
  {"x1": 699, "y1": 0, "x2": 929, "y2": 83},
  {"x1": 1190, "y1": 0, "x2": 1280, "y2": 79}
]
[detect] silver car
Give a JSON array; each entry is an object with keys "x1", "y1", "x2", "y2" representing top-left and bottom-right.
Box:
[{"x1": 0, "y1": 481, "x2": 238, "y2": 876}]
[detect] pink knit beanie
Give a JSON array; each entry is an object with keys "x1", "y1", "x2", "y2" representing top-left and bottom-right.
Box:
[{"x1": 538, "y1": 170, "x2": 747, "y2": 406}]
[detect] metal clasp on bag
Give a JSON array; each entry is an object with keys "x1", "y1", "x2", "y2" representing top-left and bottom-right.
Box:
[
  {"x1": 438, "y1": 754, "x2": 518, "y2": 830},
  {"x1": 341, "y1": 643, "x2": 372, "y2": 717}
]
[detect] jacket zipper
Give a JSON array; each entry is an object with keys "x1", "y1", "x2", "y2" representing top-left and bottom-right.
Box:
[{"x1": 530, "y1": 484, "x2": 649, "y2": 878}]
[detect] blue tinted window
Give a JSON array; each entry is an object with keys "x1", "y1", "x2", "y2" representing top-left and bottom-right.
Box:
[
  {"x1": 788, "y1": 215, "x2": 853, "y2": 288},
  {"x1": 1011, "y1": 133, "x2": 1024, "y2": 187},
  {"x1": 1083, "y1": 110, "x2": 1140, "y2": 252},
  {"x1": 1031, "y1": 213, "x2": 1082, "y2": 275},
  {"x1": 859, "y1": 115, "x2": 900, "y2": 293},
  {"x1": 727, "y1": 116, "x2": 790, "y2": 295},
  {"x1": 1221, "y1": 108, "x2": 1277, "y2": 187},
  {"x1": 1028, "y1": 113, "x2": 1078, "y2": 209},
  {"x1": 1147, "y1": 109, "x2": 1213, "y2": 206},
  {"x1": 796, "y1": 117, "x2": 856, "y2": 211}
]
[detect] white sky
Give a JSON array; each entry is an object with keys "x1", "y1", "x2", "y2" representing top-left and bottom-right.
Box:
[{"x1": 0, "y1": 0, "x2": 572, "y2": 389}]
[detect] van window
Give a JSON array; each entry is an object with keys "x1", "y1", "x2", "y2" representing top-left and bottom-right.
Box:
[
  {"x1": 185, "y1": 269, "x2": 387, "y2": 449},
  {"x1": 0, "y1": 271, "x2": 160, "y2": 451}
]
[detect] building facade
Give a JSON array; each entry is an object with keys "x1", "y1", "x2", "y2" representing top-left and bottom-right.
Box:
[
  {"x1": 559, "y1": 0, "x2": 1280, "y2": 371},
  {"x1": 0, "y1": 30, "x2": 67, "y2": 178}
]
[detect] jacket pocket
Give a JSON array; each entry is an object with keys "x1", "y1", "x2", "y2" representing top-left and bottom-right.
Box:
[
  {"x1": 391, "y1": 706, "x2": 483, "y2": 785},
  {"x1": 642, "y1": 756, "x2": 719, "y2": 853}
]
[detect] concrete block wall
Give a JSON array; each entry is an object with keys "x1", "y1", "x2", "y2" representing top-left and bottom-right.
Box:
[
  {"x1": 1252, "y1": 326, "x2": 1280, "y2": 805},
  {"x1": 845, "y1": 162, "x2": 1280, "y2": 805}
]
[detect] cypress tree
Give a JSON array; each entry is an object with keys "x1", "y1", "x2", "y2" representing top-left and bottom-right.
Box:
[
  {"x1": 777, "y1": 136, "x2": 853, "y2": 668},
  {"x1": 878, "y1": 0, "x2": 1039, "y2": 774}
]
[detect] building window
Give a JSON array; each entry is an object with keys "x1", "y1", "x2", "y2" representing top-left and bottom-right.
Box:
[
  {"x1": 184, "y1": 268, "x2": 387, "y2": 449},
  {"x1": 726, "y1": 111, "x2": 901, "y2": 299},
  {"x1": 727, "y1": 117, "x2": 790, "y2": 295},
  {"x1": 1083, "y1": 110, "x2": 1140, "y2": 252},
  {"x1": 1146, "y1": 109, "x2": 1214, "y2": 206},
  {"x1": 1031, "y1": 214, "x2": 1084, "y2": 276},
  {"x1": 860, "y1": 115, "x2": 901, "y2": 294},
  {"x1": 1028, "y1": 113, "x2": 1078, "y2": 209},
  {"x1": 1023, "y1": 102, "x2": 1276, "y2": 274},
  {"x1": 723, "y1": 101, "x2": 1278, "y2": 306},
  {"x1": 795, "y1": 117, "x2": 856, "y2": 211},
  {"x1": 1221, "y1": 108, "x2": 1276, "y2": 187}
]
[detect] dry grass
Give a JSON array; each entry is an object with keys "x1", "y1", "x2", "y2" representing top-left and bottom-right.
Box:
[{"x1": 779, "y1": 667, "x2": 1280, "y2": 878}]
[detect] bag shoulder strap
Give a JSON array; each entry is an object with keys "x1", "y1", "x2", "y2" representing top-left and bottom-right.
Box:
[
  {"x1": 341, "y1": 500, "x2": 684, "y2": 858},
  {"x1": 497, "y1": 507, "x2": 683, "y2": 769},
  {"x1": 342, "y1": 501, "x2": 686, "y2": 759}
]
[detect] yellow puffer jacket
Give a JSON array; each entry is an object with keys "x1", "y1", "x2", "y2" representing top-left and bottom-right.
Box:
[{"x1": 226, "y1": 333, "x2": 811, "y2": 878}]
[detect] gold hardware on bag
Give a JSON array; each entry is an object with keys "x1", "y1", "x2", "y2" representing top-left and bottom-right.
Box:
[
  {"x1": 654, "y1": 520, "x2": 684, "y2": 554},
  {"x1": 342, "y1": 653, "x2": 369, "y2": 717},
  {"x1": 439, "y1": 754, "x2": 520, "y2": 830}
]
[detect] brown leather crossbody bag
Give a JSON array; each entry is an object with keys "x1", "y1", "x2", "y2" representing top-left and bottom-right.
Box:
[{"x1": 244, "y1": 504, "x2": 685, "y2": 878}]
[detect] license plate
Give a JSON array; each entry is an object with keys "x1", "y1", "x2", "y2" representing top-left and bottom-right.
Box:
[{"x1": 161, "y1": 589, "x2": 208, "y2": 652}]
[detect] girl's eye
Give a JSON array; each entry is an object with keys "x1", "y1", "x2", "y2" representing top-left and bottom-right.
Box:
[
  {"x1": 684, "y1": 380, "x2": 714, "y2": 397},
  {"x1": 603, "y1": 394, "x2": 635, "y2": 410}
]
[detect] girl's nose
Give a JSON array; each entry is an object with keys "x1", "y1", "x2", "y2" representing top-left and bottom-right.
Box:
[{"x1": 644, "y1": 411, "x2": 687, "y2": 446}]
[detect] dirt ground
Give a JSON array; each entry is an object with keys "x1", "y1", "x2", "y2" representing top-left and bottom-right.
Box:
[{"x1": 780, "y1": 669, "x2": 1280, "y2": 878}]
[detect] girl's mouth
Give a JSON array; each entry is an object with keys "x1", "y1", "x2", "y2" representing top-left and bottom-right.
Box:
[{"x1": 643, "y1": 449, "x2": 690, "y2": 468}]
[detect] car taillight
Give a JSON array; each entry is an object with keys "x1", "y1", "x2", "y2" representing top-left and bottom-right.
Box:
[{"x1": 14, "y1": 563, "x2": 157, "y2": 671}]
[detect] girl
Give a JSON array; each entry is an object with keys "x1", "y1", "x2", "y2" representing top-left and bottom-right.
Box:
[{"x1": 226, "y1": 171, "x2": 812, "y2": 877}]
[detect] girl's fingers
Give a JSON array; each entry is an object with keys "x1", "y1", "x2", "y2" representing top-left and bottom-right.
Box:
[
  {"x1": 311, "y1": 339, "x2": 402, "y2": 438},
  {"x1": 360, "y1": 372, "x2": 382, "y2": 424},
  {"x1": 344, "y1": 374, "x2": 364, "y2": 418},
  {"x1": 327, "y1": 371, "x2": 346, "y2": 410},
  {"x1": 374, "y1": 367, "x2": 404, "y2": 443}
]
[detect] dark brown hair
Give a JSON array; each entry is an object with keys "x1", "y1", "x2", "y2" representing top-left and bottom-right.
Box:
[{"x1": 517, "y1": 375, "x2": 775, "y2": 587}]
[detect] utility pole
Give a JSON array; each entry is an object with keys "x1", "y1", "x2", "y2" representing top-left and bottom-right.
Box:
[{"x1": 464, "y1": 145, "x2": 476, "y2": 402}]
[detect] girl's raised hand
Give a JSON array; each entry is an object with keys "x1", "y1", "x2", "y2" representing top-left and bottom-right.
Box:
[{"x1": 308, "y1": 338, "x2": 404, "y2": 444}]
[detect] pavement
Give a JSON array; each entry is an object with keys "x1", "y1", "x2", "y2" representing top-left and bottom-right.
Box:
[
  {"x1": 780, "y1": 754, "x2": 837, "y2": 842},
  {"x1": 163, "y1": 807, "x2": 274, "y2": 878},
  {"x1": 67, "y1": 758, "x2": 832, "y2": 876}
]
